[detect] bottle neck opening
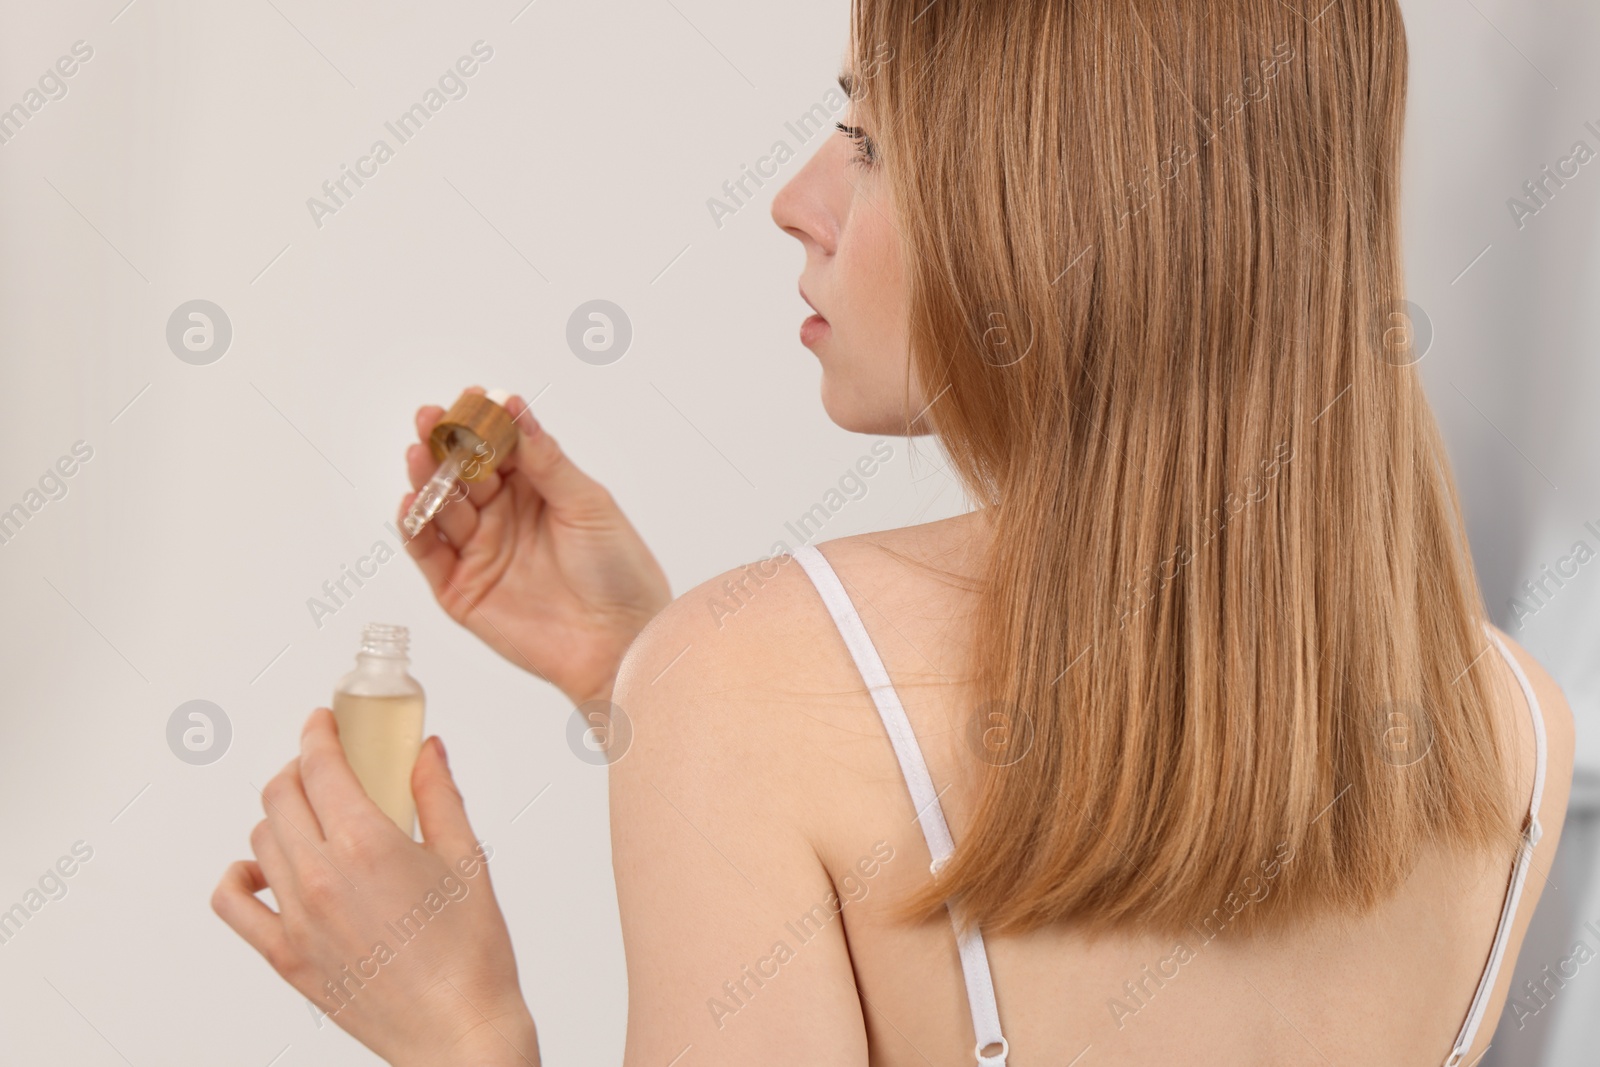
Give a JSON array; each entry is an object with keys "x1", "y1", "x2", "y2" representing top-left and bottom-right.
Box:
[{"x1": 359, "y1": 623, "x2": 410, "y2": 659}]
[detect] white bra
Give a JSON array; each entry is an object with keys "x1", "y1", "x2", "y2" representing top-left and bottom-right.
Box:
[{"x1": 790, "y1": 542, "x2": 1547, "y2": 1067}]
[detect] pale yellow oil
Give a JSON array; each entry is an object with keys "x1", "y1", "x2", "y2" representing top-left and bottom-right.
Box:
[{"x1": 331, "y1": 691, "x2": 425, "y2": 834}]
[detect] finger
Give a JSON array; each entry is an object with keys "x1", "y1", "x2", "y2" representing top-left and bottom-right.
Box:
[
  {"x1": 412, "y1": 736, "x2": 479, "y2": 860},
  {"x1": 432, "y1": 490, "x2": 481, "y2": 549},
  {"x1": 212, "y1": 860, "x2": 291, "y2": 969},
  {"x1": 250, "y1": 816, "x2": 296, "y2": 900},
  {"x1": 461, "y1": 464, "x2": 505, "y2": 510},
  {"x1": 503, "y1": 397, "x2": 610, "y2": 518},
  {"x1": 298, "y1": 708, "x2": 388, "y2": 837},
  {"x1": 407, "y1": 441, "x2": 440, "y2": 493},
  {"x1": 261, "y1": 757, "x2": 327, "y2": 860}
]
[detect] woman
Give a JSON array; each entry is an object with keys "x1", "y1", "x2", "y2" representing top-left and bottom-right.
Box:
[{"x1": 213, "y1": 1, "x2": 1576, "y2": 1064}]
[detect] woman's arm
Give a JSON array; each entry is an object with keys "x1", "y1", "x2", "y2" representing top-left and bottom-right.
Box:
[
  {"x1": 608, "y1": 579, "x2": 871, "y2": 1066},
  {"x1": 212, "y1": 710, "x2": 539, "y2": 1066},
  {"x1": 402, "y1": 389, "x2": 671, "y2": 705}
]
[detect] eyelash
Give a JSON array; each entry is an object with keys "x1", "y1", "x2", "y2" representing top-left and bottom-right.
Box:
[{"x1": 835, "y1": 121, "x2": 877, "y2": 166}]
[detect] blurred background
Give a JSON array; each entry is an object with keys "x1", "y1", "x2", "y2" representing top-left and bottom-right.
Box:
[{"x1": 0, "y1": 1, "x2": 1593, "y2": 1064}]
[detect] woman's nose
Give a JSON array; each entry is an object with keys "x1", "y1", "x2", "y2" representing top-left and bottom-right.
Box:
[{"x1": 771, "y1": 136, "x2": 843, "y2": 255}]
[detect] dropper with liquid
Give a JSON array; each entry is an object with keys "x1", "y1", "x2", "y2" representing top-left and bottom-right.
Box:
[
  {"x1": 401, "y1": 388, "x2": 518, "y2": 540},
  {"x1": 401, "y1": 448, "x2": 470, "y2": 539}
]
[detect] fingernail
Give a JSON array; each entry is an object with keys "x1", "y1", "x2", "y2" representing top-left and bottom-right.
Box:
[{"x1": 433, "y1": 735, "x2": 449, "y2": 768}]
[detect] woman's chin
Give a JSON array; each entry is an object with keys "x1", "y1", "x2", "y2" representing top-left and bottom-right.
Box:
[
  {"x1": 818, "y1": 377, "x2": 906, "y2": 436},
  {"x1": 818, "y1": 377, "x2": 869, "y2": 434}
]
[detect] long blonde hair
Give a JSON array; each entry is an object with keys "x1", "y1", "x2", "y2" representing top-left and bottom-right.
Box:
[{"x1": 851, "y1": 0, "x2": 1522, "y2": 937}]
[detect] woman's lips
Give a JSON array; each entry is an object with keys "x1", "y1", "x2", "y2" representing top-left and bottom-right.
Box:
[
  {"x1": 799, "y1": 283, "x2": 829, "y2": 346},
  {"x1": 801, "y1": 313, "x2": 830, "y2": 346}
]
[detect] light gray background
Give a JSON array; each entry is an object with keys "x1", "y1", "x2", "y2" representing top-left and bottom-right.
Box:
[{"x1": 0, "y1": 1, "x2": 1593, "y2": 1065}]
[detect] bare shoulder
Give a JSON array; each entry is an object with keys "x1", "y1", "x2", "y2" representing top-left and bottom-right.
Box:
[
  {"x1": 606, "y1": 538, "x2": 863, "y2": 827},
  {"x1": 1486, "y1": 626, "x2": 1576, "y2": 777},
  {"x1": 605, "y1": 546, "x2": 891, "y2": 1064},
  {"x1": 611, "y1": 542, "x2": 837, "y2": 725},
  {"x1": 1485, "y1": 625, "x2": 1576, "y2": 829},
  {"x1": 612, "y1": 510, "x2": 989, "y2": 720},
  {"x1": 601, "y1": 528, "x2": 981, "y2": 1064},
  {"x1": 607, "y1": 512, "x2": 990, "y2": 827}
]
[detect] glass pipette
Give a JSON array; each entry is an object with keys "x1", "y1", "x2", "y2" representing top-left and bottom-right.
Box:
[
  {"x1": 401, "y1": 446, "x2": 471, "y2": 539},
  {"x1": 400, "y1": 388, "x2": 517, "y2": 540}
]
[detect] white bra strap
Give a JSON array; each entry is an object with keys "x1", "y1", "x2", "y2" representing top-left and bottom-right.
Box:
[
  {"x1": 790, "y1": 543, "x2": 1009, "y2": 1066},
  {"x1": 1445, "y1": 624, "x2": 1549, "y2": 1066}
]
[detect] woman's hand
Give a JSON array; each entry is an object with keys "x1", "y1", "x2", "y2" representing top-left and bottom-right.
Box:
[
  {"x1": 402, "y1": 388, "x2": 671, "y2": 706},
  {"x1": 211, "y1": 709, "x2": 539, "y2": 1067}
]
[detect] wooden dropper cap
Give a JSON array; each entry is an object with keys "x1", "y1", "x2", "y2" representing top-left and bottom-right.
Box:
[{"x1": 428, "y1": 388, "x2": 519, "y2": 483}]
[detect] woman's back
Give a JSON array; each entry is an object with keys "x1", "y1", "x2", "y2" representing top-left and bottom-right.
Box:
[
  {"x1": 610, "y1": 510, "x2": 1575, "y2": 1067},
  {"x1": 202, "y1": 3, "x2": 1587, "y2": 1063}
]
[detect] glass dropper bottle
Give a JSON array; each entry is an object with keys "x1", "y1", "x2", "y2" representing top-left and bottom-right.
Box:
[
  {"x1": 332, "y1": 623, "x2": 425, "y2": 834},
  {"x1": 402, "y1": 388, "x2": 519, "y2": 539}
]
